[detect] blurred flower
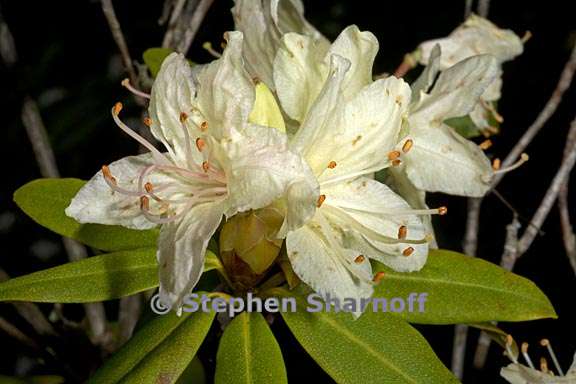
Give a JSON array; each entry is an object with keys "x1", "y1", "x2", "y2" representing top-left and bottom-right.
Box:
[
  {"x1": 66, "y1": 32, "x2": 318, "y2": 312},
  {"x1": 417, "y1": 14, "x2": 524, "y2": 135}
]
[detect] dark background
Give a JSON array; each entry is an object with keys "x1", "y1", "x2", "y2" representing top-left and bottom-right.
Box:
[{"x1": 1, "y1": 0, "x2": 575, "y2": 383}]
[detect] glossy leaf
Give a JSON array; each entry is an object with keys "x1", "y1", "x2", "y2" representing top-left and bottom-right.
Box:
[
  {"x1": 13, "y1": 178, "x2": 158, "y2": 252},
  {"x1": 89, "y1": 309, "x2": 215, "y2": 384},
  {"x1": 274, "y1": 288, "x2": 458, "y2": 384},
  {"x1": 143, "y1": 48, "x2": 175, "y2": 78},
  {"x1": 215, "y1": 312, "x2": 287, "y2": 384},
  {"x1": 0, "y1": 248, "x2": 219, "y2": 303},
  {"x1": 373, "y1": 249, "x2": 556, "y2": 324}
]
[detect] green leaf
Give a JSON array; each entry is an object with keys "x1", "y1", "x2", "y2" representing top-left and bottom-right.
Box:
[
  {"x1": 143, "y1": 48, "x2": 174, "y2": 78},
  {"x1": 89, "y1": 309, "x2": 215, "y2": 384},
  {"x1": 176, "y1": 357, "x2": 206, "y2": 384},
  {"x1": 0, "y1": 248, "x2": 157, "y2": 302},
  {"x1": 0, "y1": 248, "x2": 220, "y2": 303},
  {"x1": 13, "y1": 178, "x2": 158, "y2": 252},
  {"x1": 373, "y1": 249, "x2": 556, "y2": 324},
  {"x1": 273, "y1": 288, "x2": 457, "y2": 384},
  {"x1": 215, "y1": 312, "x2": 287, "y2": 384},
  {"x1": 445, "y1": 115, "x2": 481, "y2": 138}
]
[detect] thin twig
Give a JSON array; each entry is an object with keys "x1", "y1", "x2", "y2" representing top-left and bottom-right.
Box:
[
  {"x1": 493, "y1": 43, "x2": 576, "y2": 189},
  {"x1": 161, "y1": 0, "x2": 188, "y2": 49},
  {"x1": 100, "y1": 0, "x2": 139, "y2": 87},
  {"x1": 0, "y1": 316, "x2": 40, "y2": 350},
  {"x1": 477, "y1": 0, "x2": 490, "y2": 18},
  {"x1": 0, "y1": 5, "x2": 18, "y2": 66},
  {"x1": 516, "y1": 119, "x2": 576, "y2": 256},
  {"x1": 21, "y1": 98, "x2": 110, "y2": 347},
  {"x1": 452, "y1": 197, "x2": 482, "y2": 379},
  {"x1": 0, "y1": 268, "x2": 56, "y2": 337},
  {"x1": 558, "y1": 123, "x2": 576, "y2": 274},
  {"x1": 116, "y1": 295, "x2": 142, "y2": 348},
  {"x1": 176, "y1": 0, "x2": 215, "y2": 55},
  {"x1": 464, "y1": 0, "x2": 474, "y2": 18}
]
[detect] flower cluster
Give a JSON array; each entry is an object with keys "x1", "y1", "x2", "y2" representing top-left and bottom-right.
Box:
[{"x1": 66, "y1": 0, "x2": 523, "y2": 315}]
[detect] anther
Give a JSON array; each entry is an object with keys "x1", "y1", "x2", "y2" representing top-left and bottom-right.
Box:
[
  {"x1": 540, "y1": 357, "x2": 549, "y2": 373},
  {"x1": 180, "y1": 112, "x2": 188, "y2": 123},
  {"x1": 101, "y1": 165, "x2": 117, "y2": 185},
  {"x1": 202, "y1": 161, "x2": 210, "y2": 173},
  {"x1": 196, "y1": 138, "x2": 206, "y2": 152},
  {"x1": 392, "y1": 159, "x2": 402, "y2": 167},
  {"x1": 402, "y1": 139, "x2": 413, "y2": 153},
  {"x1": 492, "y1": 158, "x2": 501, "y2": 170},
  {"x1": 493, "y1": 153, "x2": 529, "y2": 175},
  {"x1": 140, "y1": 196, "x2": 149, "y2": 210},
  {"x1": 200, "y1": 121, "x2": 208, "y2": 131},
  {"x1": 113, "y1": 102, "x2": 123, "y2": 115},
  {"x1": 354, "y1": 255, "x2": 365, "y2": 264},
  {"x1": 388, "y1": 150, "x2": 401, "y2": 161},
  {"x1": 438, "y1": 206, "x2": 448, "y2": 215},
  {"x1": 372, "y1": 271, "x2": 385, "y2": 284},
  {"x1": 521, "y1": 342, "x2": 535, "y2": 369},
  {"x1": 144, "y1": 182, "x2": 153, "y2": 193},
  {"x1": 317, "y1": 194, "x2": 326, "y2": 208},
  {"x1": 328, "y1": 160, "x2": 337, "y2": 169},
  {"x1": 398, "y1": 225, "x2": 407, "y2": 240},
  {"x1": 522, "y1": 30, "x2": 532, "y2": 44},
  {"x1": 479, "y1": 139, "x2": 492, "y2": 150},
  {"x1": 143, "y1": 117, "x2": 152, "y2": 127},
  {"x1": 402, "y1": 247, "x2": 414, "y2": 256},
  {"x1": 121, "y1": 78, "x2": 151, "y2": 99}
]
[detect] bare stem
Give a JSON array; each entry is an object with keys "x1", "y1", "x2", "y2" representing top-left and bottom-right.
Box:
[
  {"x1": 100, "y1": 0, "x2": 139, "y2": 87},
  {"x1": 176, "y1": 0, "x2": 215, "y2": 55},
  {"x1": 464, "y1": 0, "x2": 473, "y2": 19},
  {"x1": 477, "y1": 0, "x2": 490, "y2": 18},
  {"x1": 493, "y1": 43, "x2": 576, "y2": 189}
]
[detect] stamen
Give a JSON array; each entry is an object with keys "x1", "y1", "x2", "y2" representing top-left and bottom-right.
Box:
[
  {"x1": 102, "y1": 165, "x2": 117, "y2": 185},
  {"x1": 111, "y1": 103, "x2": 170, "y2": 165},
  {"x1": 438, "y1": 206, "x2": 448, "y2": 215},
  {"x1": 521, "y1": 342, "x2": 535, "y2": 369},
  {"x1": 202, "y1": 41, "x2": 222, "y2": 58},
  {"x1": 200, "y1": 121, "x2": 208, "y2": 131},
  {"x1": 196, "y1": 138, "x2": 206, "y2": 152},
  {"x1": 140, "y1": 196, "x2": 149, "y2": 210},
  {"x1": 388, "y1": 150, "x2": 401, "y2": 161},
  {"x1": 398, "y1": 225, "x2": 407, "y2": 240},
  {"x1": 178, "y1": 112, "x2": 195, "y2": 168},
  {"x1": 505, "y1": 335, "x2": 519, "y2": 364},
  {"x1": 402, "y1": 139, "x2": 413, "y2": 153},
  {"x1": 521, "y1": 30, "x2": 532, "y2": 44},
  {"x1": 540, "y1": 357, "x2": 549, "y2": 374},
  {"x1": 479, "y1": 139, "x2": 492, "y2": 150},
  {"x1": 372, "y1": 271, "x2": 385, "y2": 284},
  {"x1": 493, "y1": 153, "x2": 529, "y2": 175},
  {"x1": 202, "y1": 161, "x2": 210, "y2": 173},
  {"x1": 541, "y1": 339, "x2": 564, "y2": 375},
  {"x1": 144, "y1": 182, "x2": 153, "y2": 193},
  {"x1": 143, "y1": 117, "x2": 152, "y2": 127},
  {"x1": 481, "y1": 99, "x2": 504, "y2": 123},
  {"x1": 317, "y1": 194, "x2": 326, "y2": 208},
  {"x1": 354, "y1": 255, "x2": 365, "y2": 264},
  {"x1": 492, "y1": 158, "x2": 501, "y2": 170},
  {"x1": 328, "y1": 160, "x2": 337, "y2": 169},
  {"x1": 121, "y1": 78, "x2": 151, "y2": 99},
  {"x1": 392, "y1": 159, "x2": 402, "y2": 167},
  {"x1": 402, "y1": 247, "x2": 414, "y2": 256}
]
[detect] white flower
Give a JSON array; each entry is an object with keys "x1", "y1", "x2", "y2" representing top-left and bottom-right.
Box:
[
  {"x1": 400, "y1": 45, "x2": 499, "y2": 197},
  {"x1": 274, "y1": 27, "x2": 439, "y2": 315},
  {"x1": 66, "y1": 32, "x2": 318, "y2": 311},
  {"x1": 231, "y1": 0, "x2": 329, "y2": 89},
  {"x1": 417, "y1": 14, "x2": 524, "y2": 133}
]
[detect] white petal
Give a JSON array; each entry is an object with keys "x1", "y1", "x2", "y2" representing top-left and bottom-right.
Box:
[
  {"x1": 404, "y1": 124, "x2": 493, "y2": 196},
  {"x1": 411, "y1": 54, "x2": 499, "y2": 124},
  {"x1": 411, "y1": 44, "x2": 441, "y2": 104},
  {"x1": 321, "y1": 177, "x2": 429, "y2": 272},
  {"x1": 273, "y1": 32, "x2": 329, "y2": 122},
  {"x1": 66, "y1": 153, "x2": 161, "y2": 230},
  {"x1": 158, "y1": 202, "x2": 224, "y2": 310},
  {"x1": 215, "y1": 124, "x2": 319, "y2": 233},
  {"x1": 196, "y1": 31, "x2": 254, "y2": 140},
  {"x1": 149, "y1": 53, "x2": 200, "y2": 166},
  {"x1": 327, "y1": 25, "x2": 378, "y2": 98},
  {"x1": 315, "y1": 76, "x2": 411, "y2": 184},
  {"x1": 232, "y1": 0, "x2": 329, "y2": 88},
  {"x1": 286, "y1": 220, "x2": 373, "y2": 315}
]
